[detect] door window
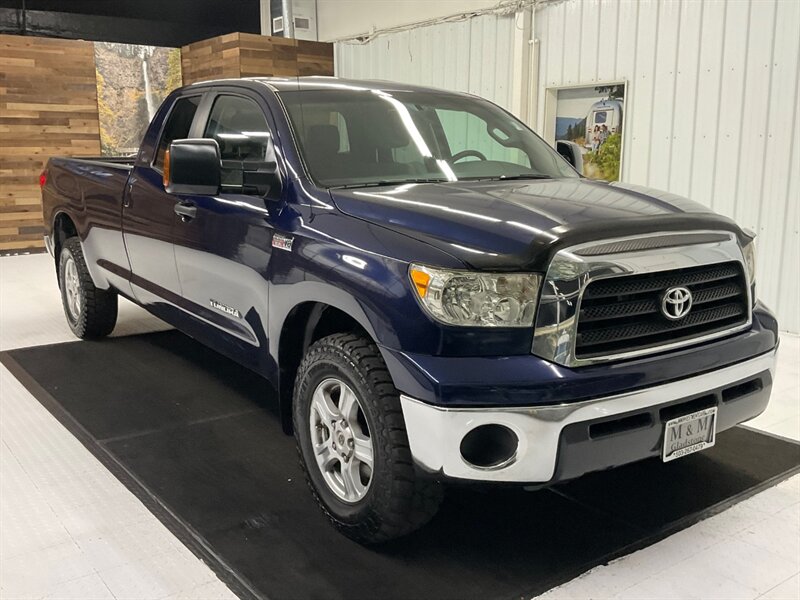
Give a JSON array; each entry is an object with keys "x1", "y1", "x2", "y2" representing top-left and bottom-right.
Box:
[
  {"x1": 203, "y1": 95, "x2": 275, "y2": 192},
  {"x1": 204, "y1": 95, "x2": 274, "y2": 162},
  {"x1": 154, "y1": 96, "x2": 201, "y2": 170}
]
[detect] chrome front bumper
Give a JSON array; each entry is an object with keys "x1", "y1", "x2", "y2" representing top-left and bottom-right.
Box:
[{"x1": 399, "y1": 349, "x2": 777, "y2": 483}]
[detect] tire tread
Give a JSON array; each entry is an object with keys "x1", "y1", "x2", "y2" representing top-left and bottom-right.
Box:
[
  {"x1": 60, "y1": 237, "x2": 117, "y2": 339},
  {"x1": 293, "y1": 332, "x2": 442, "y2": 544}
]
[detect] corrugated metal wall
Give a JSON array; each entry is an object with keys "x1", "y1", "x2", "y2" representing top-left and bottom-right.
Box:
[
  {"x1": 334, "y1": 0, "x2": 799, "y2": 333},
  {"x1": 334, "y1": 13, "x2": 519, "y2": 112},
  {"x1": 536, "y1": 0, "x2": 799, "y2": 333}
]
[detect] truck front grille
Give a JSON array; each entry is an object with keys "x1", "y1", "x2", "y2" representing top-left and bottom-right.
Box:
[{"x1": 574, "y1": 262, "x2": 749, "y2": 358}]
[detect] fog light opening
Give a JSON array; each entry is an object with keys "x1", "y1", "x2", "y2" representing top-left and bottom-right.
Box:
[{"x1": 459, "y1": 424, "x2": 519, "y2": 470}]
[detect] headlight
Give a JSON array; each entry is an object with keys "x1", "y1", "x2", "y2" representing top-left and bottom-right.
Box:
[{"x1": 409, "y1": 264, "x2": 541, "y2": 327}]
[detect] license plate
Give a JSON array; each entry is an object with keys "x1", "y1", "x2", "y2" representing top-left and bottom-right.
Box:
[{"x1": 662, "y1": 407, "x2": 717, "y2": 462}]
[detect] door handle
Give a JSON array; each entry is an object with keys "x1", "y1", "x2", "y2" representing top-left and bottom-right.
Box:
[
  {"x1": 123, "y1": 177, "x2": 137, "y2": 208},
  {"x1": 174, "y1": 201, "x2": 197, "y2": 222}
]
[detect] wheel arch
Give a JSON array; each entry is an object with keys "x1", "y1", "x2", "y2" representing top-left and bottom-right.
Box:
[
  {"x1": 52, "y1": 211, "x2": 78, "y2": 282},
  {"x1": 276, "y1": 299, "x2": 374, "y2": 435}
]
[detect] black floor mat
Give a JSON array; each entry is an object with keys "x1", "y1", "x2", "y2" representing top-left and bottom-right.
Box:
[{"x1": 3, "y1": 331, "x2": 798, "y2": 600}]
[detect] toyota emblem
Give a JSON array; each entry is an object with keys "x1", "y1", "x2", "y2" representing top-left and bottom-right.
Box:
[{"x1": 661, "y1": 286, "x2": 693, "y2": 320}]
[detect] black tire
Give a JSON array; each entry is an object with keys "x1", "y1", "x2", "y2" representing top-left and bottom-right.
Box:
[
  {"x1": 58, "y1": 237, "x2": 118, "y2": 339},
  {"x1": 293, "y1": 332, "x2": 443, "y2": 544}
]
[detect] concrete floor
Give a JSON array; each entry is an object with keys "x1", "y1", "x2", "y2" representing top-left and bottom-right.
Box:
[{"x1": 1, "y1": 252, "x2": 798, "y2": 600}]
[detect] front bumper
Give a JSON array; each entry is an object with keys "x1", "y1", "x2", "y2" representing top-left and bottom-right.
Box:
[{"x1": 399, "y1": 348, "x2": 776, "y2": 483}]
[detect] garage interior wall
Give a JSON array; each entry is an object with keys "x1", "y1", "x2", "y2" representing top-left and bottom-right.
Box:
[
  {"x1": 318, "y1": 0, "x2": 501, "y2": 42},
  {"x1": 335, "y1": 13, "x2": 520, "y2": 114},
  {"x1": 335, "y1": 0, "x2": 799, "y2": 334},
  {"x1": 0, "y1": 34, "x2": 101, "y2": 252}
]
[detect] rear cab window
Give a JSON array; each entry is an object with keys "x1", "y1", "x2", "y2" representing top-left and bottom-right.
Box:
[{"x1": 153, "y1": 95, "x2": 202, "y2": 171}]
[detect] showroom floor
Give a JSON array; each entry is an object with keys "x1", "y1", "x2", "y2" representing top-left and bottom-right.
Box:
[{"x1": 1, "y1": 253, "x2": 798, "y2": 600}]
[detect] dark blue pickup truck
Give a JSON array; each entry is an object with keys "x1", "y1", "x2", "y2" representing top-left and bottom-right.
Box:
[{"x1": 41, "y1": 77, "x2": 778, "y2": 543}]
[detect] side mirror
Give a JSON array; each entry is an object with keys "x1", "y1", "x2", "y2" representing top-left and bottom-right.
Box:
[
  {"x1": 241, "y1": 160, "x2": 282, "y2": 199},
  {"x1": 556, "y1": 140, "x2": 584, "y2": 173},
  {"x1": 164, "y1": 139, "x2": 221, "y2": 195}
]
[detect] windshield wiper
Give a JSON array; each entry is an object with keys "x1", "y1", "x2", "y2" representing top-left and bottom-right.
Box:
[
  {"x1": 461, "y1": 174, "x2": 553, "y2": 182},
  {"x1": 331, "y1": 178, "x2": 451, "y2": 190}
]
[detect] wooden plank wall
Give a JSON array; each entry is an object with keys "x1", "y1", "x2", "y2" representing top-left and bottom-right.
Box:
[
  {"x1": 181, "y1": 32, "x2": 334, "y2": 84},
  {"x1": 0, "y1": 31, "x2": 331, "y2": 253},
  {"x1": 0, "y1": 34, "x2": 101, "y2": 253}
]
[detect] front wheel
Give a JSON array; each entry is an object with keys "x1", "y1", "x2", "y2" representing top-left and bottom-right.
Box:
[
  {"x1": 58, "y1": 237, "x2": 118, "y2": 339},
  {"x1": 293, "y1": 333, "x2": 443, "y2": 544}
]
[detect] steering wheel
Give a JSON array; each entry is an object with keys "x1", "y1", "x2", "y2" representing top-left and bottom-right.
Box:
[{"x1": 451, "y1": 149, "x2": 487, "y2": 163}]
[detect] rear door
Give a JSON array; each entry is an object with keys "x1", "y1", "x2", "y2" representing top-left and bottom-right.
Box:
[
  {"x1": 123, "y1": 94, "x2": 203, "y2": 306},
  {"x1": 171, "y1": 89, "x2": 279, "y2": 372}
]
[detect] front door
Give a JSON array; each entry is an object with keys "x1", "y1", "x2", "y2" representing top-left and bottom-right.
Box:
[{"x1": 171, "y1": 91, "x2": 279, "y2": 373}]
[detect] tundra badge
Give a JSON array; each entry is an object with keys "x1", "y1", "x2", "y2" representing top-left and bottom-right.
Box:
[
  {"x1": 210, "y1": 299, "x2": 241, "y2": 318},
  {"x1": 272, "y1": 233, "x2": 294, "y2": 251}
]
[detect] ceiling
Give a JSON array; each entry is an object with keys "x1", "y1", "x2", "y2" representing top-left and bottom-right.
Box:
[{"x1": 0, "y1": 0, "x2": 260, "y2": 46}]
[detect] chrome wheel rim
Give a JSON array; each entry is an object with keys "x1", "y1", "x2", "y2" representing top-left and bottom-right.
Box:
[
  {"x1": 309, "y1": 377, "x2": 374, "y2": 503},
  {"x1": 63, "y1": 255, "x2": 82, "y2": 321}
]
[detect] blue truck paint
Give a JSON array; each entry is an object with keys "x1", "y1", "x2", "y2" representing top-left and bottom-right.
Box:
[{"x1": 41, "y1": 77, "x2": 778, "y2": 432}]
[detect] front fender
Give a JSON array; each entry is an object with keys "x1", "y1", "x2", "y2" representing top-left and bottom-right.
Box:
[{"x1": 268, "y1": 280, "x2": 380, "y2": 360}]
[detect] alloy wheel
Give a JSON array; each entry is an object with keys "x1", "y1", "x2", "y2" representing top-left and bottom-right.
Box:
[
  {"x1": 63, "y1": 255, "x2": 82, "y2": 322},
  {"x1": 308, "y1": 377, "x2": 374, "y2": 503}
]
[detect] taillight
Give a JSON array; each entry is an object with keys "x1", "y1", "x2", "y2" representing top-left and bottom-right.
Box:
[{"x1": 39, "y1": 170, "x2": 47, "y2": 188}]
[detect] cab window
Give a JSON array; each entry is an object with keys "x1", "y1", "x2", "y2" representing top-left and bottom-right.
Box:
[
  {"x1": 204, "y1": 95, "x2": 274, "y2": 162},
  {"x1": 203, "y1": 95, "x2": 275, "y2": 193},
  {"x1": 154, "y1": 96, "x2": 201, "y2": 171}
]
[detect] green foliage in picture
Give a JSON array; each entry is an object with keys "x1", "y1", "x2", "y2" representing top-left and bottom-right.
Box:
[
  {"x1": 165, "y1": 48, "x2": 182, "y2": 92},
  {"x1": 95, "y1": 70, "x2": 119, "y2": 155},
  {"x1": 584, "y1": 133, "x2": 621, "y2": 181}
]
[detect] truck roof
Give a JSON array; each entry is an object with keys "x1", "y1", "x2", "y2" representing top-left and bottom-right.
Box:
[{"x1": 186, "y1": 75, "x2": 476, "y2": 98}]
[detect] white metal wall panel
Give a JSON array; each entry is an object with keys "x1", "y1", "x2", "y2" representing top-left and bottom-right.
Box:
[
  {"x1": 536, "y1": 0, "x2": 800, "y2": 332},
  {"x1": 334, "y1": 13, "x2": 518, "y2": 112}
]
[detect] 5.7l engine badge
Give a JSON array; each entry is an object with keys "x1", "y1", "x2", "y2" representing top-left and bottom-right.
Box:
[{"x1": 272, "y1": 233, "x2": 294, "y2": 251}]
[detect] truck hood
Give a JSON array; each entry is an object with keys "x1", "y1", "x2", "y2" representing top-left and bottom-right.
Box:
[{"x1": 329, "y1": 178, "x2": 745, "y2": 271}]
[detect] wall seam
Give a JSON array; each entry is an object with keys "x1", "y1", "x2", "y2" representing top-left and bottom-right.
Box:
[
  {"x1": 754, "y1": 3, "x2": 780, "y2": 238},
  {"x1": 664, "y1": 0, "x2": 683, "y2": 190},
  {"x1": 731, "y1": 0, "x2": 753, "y2": 224},
  {"x1": 644, "y1": 0, "x2": 661, "y2": 185},
  {"x1": 708, "y1": 0, "x2": 728, "y2": 213},
  {"x1": 772, "y1": 33, "x2": 800, "y2": 318},
  {"x1": 685, "y1": 0, "x2": 705, "y2": 198}
]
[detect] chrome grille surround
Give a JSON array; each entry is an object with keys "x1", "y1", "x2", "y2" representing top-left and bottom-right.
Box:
[{"x1": 531, "y1": 231, "x2": 753, "y2": 367}]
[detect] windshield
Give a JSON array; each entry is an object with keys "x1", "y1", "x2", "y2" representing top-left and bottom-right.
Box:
[{"x1": 279, "y1": 88, "x2": 578, "y2": 188}]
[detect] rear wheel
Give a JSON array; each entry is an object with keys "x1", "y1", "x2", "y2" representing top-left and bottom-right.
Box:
[
  {"x1": 293, "y1": 332, "x2": 443, "y2": 544},
  {"x1": 58, "y1": 237, "x2": 118, "y2": 339}
]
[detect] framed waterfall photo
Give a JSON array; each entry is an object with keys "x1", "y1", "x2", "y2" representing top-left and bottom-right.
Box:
[{"x1": 94, "y1": 42, "x2": 183, "y2": 156}]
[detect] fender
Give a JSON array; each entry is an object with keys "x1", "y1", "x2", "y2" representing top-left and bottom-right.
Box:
[
  {"x1": 44, "y1": 157, "x2": 134, "y2": 295},
  {"x1": 269, "y1": 279, "x2": 380, "y2": 361}
]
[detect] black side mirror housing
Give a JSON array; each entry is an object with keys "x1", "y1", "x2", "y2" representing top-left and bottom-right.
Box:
[
  {"x1": 239, "y1": 160, "x2": 282, "y2": 199},
  {"x1": 556, "y1": 140, "x2": 584, "y2": 173},
  {"x1": 165, "y1": 139, "x2": 221, "y2": 195}
]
